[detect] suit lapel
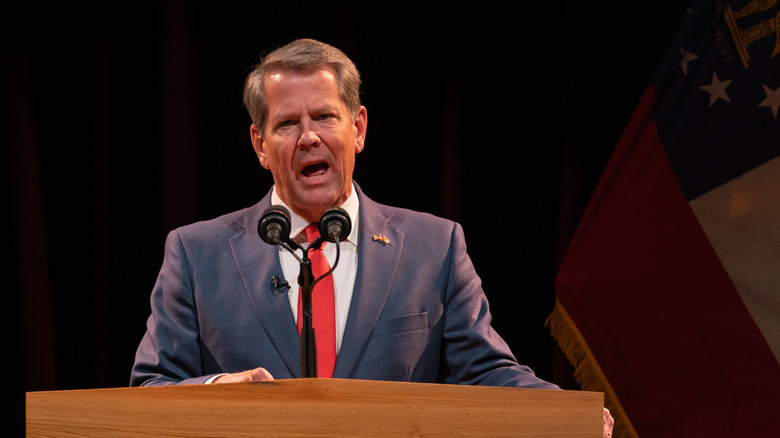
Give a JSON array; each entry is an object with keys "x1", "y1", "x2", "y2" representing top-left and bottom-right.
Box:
[
  {"x1": 334, "y1": 190, "x2": 403, "y2": 378},
  {"x1": 229, "y1": 196, "x2": 302, "y2": 377}
]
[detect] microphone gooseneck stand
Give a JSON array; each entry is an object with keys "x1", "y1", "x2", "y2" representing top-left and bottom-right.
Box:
[
  {"x1": 258, "y1": 206, "x2": 349, "y2": 378},
  {"x1": 296, "y1": 236, "x2": 342, "y2": 378}
]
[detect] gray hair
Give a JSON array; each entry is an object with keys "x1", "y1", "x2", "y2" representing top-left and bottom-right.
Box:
[{"x1": 243, "y1": 38, "x2": 362, "y2": 134}]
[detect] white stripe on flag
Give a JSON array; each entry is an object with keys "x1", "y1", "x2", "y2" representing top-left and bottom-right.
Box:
[{"x1": 690, "y1": 155, "x2": 780, "y2": 364}]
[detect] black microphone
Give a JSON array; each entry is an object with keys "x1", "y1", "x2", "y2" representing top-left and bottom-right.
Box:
[
  {"x1": 271, "y1": 276, "x2": 289, "y2": 294},
  {"x1": 318, "y1": 207, "x2": 351, "y2": 243},
  {"x1": 258, "y1": 205, "x2": 292, "y2": 245}
]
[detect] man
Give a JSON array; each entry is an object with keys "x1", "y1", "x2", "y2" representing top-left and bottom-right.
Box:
[{"x1": 130, "y1": 37, "x2": 613, "y2": 435}]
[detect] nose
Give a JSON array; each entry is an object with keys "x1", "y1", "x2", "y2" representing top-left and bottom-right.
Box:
[{"x1": 297, "y1": 119, "x2": 320, "y2": 149}]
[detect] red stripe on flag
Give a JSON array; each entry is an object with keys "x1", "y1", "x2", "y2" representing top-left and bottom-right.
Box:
[{"x1": 551, "y1": 83, "x2": 780, "y2": 437}]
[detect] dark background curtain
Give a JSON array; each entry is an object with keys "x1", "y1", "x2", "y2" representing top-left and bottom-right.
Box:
[{"x1": 5, "y1": 1, "x2": 687, "y2": 433}]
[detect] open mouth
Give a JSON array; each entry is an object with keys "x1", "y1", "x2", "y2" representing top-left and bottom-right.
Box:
[{"x1": 302, "y1": 162, "x2": 329, "y2": 177}]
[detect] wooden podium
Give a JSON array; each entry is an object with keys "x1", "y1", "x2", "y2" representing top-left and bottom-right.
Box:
[{"x1": 27, "y1": 378, "x2": 603, "y2": 437}]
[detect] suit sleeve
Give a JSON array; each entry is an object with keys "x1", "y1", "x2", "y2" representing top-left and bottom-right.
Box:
[
  {"x1": 129, "y1": 230, "x2": 220, "y2": 386},
  {"x1": 440, "y1": 223, "x2": 560, "y2": 389}
]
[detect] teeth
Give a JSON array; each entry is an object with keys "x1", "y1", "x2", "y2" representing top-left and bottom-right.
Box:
[{"x1": 302, "y1": 163, "x2": 328, "y2": 177}]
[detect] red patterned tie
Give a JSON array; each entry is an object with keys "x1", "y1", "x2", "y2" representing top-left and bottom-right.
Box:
[{"x1": 297, "y1": 224, "x2": 336, "y2": 378}]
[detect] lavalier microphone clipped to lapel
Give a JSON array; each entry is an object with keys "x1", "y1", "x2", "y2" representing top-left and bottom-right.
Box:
[{"x1": 270, "y1": 276, "x2": 289, "y2": 294}]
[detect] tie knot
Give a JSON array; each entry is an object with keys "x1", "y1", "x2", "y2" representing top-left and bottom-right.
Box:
[{"x1": 304, "y1": 223, "x2": 321, "y2": 246}]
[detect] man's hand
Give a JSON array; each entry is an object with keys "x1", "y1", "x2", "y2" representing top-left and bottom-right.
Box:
[
  {"x1": 212, "y1": 367, "x2": 274, "y2": 383},
  {"x1": 604, "y1": 407, "x2": 615, "y2": 437}
]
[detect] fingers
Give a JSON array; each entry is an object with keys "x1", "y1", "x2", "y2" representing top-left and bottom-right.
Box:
[
  {"x1": 251, "y1": 367, "x2": 275, "y2": 381},
  {"x1": 212, "y1": 367, "x2": 275, "y2": 383},
  {"x1": 603, "y1": 407, "x2": 614, "y2": 438}
]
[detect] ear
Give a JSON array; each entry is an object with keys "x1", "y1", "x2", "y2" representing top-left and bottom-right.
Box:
[
  {"x1": 354, "y1": 106, "x2": 368, "y2": 153},
  {"x1": 250, "y1": 124, "x2": 270, "y2": 169}
]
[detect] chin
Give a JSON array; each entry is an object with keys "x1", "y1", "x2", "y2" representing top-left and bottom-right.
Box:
[{"x1": 290, "y1": 196, "x2": 337, "y2": 220}]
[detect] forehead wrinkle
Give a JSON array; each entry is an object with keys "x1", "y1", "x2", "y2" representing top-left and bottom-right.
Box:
[{"x1": 264, "y1": 69, "x2": 345, "y2": 129}]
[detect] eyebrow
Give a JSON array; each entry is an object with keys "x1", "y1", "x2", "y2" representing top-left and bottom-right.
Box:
[{"x1": 271, "y1": 102, "x2": 342, "y2": 124}]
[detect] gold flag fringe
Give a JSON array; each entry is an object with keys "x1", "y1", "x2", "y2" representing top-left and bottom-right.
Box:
[{"x1": 546, "y1": 298, "x2": 640, "y2": 438}]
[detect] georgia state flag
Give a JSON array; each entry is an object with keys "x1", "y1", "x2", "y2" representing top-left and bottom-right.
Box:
[{"x1": 548, "y1": 1, "x2": 780, "y2": 437}]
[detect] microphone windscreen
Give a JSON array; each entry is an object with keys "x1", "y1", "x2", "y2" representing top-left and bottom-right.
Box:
[
  {"x1": 258, "y1": 205, "x2": 292, "y2": 245},
  {"x1": 318, "y1": 207, "x2": 351, "y2": 242}
]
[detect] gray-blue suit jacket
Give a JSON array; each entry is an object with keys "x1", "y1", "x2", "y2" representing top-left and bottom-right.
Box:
[{"x1": 130, "y1": 183, "x2": 558, "y2": 389}]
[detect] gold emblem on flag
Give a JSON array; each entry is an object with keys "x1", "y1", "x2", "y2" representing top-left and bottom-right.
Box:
[{"x1": 721, "y1": 1, "x2": 780, "y2": 68}]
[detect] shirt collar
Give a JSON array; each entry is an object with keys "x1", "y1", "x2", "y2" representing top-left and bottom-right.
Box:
[{"x1": 270, "y1": 183, "x2": 360, "y2": 245}]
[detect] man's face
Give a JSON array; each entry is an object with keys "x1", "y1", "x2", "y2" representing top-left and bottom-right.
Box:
[{"x1": 251, "y1": 68, "x2": 367, "y2": 222}]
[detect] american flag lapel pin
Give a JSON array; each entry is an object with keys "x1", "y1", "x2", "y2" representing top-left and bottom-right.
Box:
[{"x1": 372, "y1": 233, "x2": 390, "y2": 245}]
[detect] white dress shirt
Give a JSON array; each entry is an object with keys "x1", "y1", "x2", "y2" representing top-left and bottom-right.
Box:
[{"x1": 271, "y1": 185, "x2": 359, "y2": 355}]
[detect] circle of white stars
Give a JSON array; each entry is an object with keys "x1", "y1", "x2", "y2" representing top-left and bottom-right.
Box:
[{"x1": 679, "y1": 46, "x2": 780, "y2": 119}]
